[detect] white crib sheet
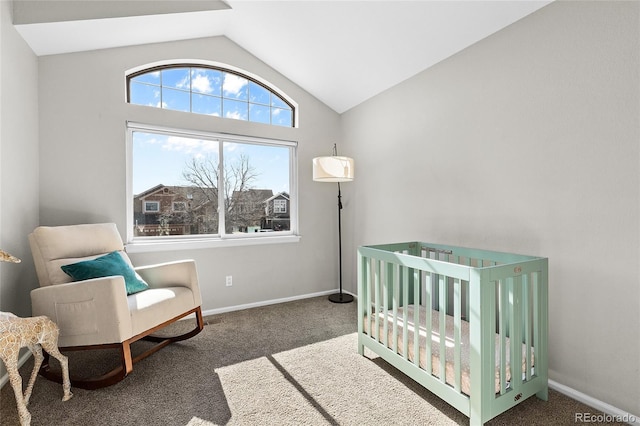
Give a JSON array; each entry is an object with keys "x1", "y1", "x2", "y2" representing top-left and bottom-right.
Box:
[{"x1": 364, "y1": 305, "x2": 534, "y2": 395}]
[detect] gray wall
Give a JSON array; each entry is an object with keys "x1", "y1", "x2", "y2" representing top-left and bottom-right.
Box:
[
  {"x1": 0, "y1": 0, "x2": 40, "y2": 377},
  {"x1": 342, "y1": 1, "x2": 639, "y2": 415},
  {"x1": 0, "y1": 0, "x2": 40, "y2": 319},
  {"x1": 37, "y1": 36, "x2": 343, "y2": 311}
]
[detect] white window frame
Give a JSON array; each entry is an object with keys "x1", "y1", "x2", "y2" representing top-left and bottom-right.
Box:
[
  {"x1": 273, "y1": 199, "x2": 287, "y2": 213},
  {"x1": 143, "y1": 201, "x2": 160, "y2": 213},
  {"x1": 126, "y1": 122, "x2": 300, "y2": 253}
]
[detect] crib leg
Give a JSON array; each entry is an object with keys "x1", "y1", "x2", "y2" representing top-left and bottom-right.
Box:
[{"x1": 536, "y1": 386, "x2": 549, "y2": 401}]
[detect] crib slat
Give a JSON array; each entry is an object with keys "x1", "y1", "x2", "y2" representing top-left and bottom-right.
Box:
[
  {"x1": 439, "y1": 274, "x2": 447, "y2": 384},
  {"x1": 533, "y1": 271, "x2": 540, "y2": 379},
  {"x1": 453, "y1": 277, "x2": 462, "y2": 393},
  {"x1": 365, "y1": 257, "x2": 372, "y2": 339},
  {"x1": 402, "y1": 265, "x2": 409, "y2": 360},
  {"x1": 499, "y1": 279, "x2": 508, "y2": 394},
  {"x1": 374, "y1": 260, "x2": 381, "y2": 342},
  {"x1": 425, "y1": 271, "x2": 433, "y2": 376},
  {"x1": 523, "y1": 273, "x2": 532, "y2": 382},
  {"x1": 489, "y1": 276, "x2": 498, "y2": 397},
  {"x1": 507, "y1": 277, "x2": 517, "y2": 391},
  {"x1": 533, "y1": 272, "x2": 543, "y2": 384},
  {"x1": 463, "y1": 257, "x2": 470, "y2": 322},
  {"x1": 511, "y1": 275, "x2": 523, "y2": 390},
  {"x1": 392, "y1": 262, "x2": 399, "y2": 354},
  {"x1": 358, "y1": 252, "x2": 365, "y2": 354},
  {"x1": 413, "y1": 267, "x2": 420, "y2": 368},
  {"x1": 383, "y1": 262, "x2": 389, "y2": 348}
]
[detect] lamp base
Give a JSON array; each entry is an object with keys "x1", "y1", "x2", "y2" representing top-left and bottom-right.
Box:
[{"x1": 328, "y1": 292, "x2": 354, "y2": 304}]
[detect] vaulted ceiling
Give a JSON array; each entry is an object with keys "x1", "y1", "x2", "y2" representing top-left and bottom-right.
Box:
[{"x1": 12, "y1": 0, "x2": 552, "y2": 113}]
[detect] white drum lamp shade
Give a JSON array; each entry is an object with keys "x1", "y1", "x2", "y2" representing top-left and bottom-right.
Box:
[{"x1": 312, "y1": 156, "x2": 354, "y2": 182}]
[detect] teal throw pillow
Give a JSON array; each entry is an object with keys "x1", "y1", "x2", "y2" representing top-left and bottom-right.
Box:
[{"x1": 61, "y1": 251, "x2": 149, "y2": 295}]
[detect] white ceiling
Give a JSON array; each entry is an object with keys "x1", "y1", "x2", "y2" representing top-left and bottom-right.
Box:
[{"x1": 13, "y1": 0, "x2": 552, "y2": 113}]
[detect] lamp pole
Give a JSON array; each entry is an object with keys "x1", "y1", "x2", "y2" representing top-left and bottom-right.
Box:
[{"x1": 328, "y1": 180, "x2": 353, "y2": 303}]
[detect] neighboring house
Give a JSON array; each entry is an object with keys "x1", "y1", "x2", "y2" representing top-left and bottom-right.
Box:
[
  {"x1": 263, "y1": 192, "x2": 290, "y2": 231},
  {"x1": 229, "y1": 189, "x2": 273, "y2": 233},
  {"x1": 133, "y1": 184, "x2": 216, "y2": 236},
  {"x1": 228, "y1": 189, "x2": 291, "y2": 233},
  {"x1": 134, "y1": 185, "x2": 288, "y2": 236}
]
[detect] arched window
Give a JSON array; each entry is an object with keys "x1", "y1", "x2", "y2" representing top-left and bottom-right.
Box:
[{"x1": 127, "y1": 64, "x2": 295, "y2": 127}]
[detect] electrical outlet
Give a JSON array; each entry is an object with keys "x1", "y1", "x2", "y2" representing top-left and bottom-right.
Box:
[{"x1": 225, "y1": 275, "x2": 233, "y2": 287}]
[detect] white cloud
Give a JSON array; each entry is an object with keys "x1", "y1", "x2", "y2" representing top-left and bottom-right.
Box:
[
  {"x1": 162, "y1": 136, "x2": 217, "y2": 154},
  {"x1": 141, "y1": 136, "x2": 163, "y2": 145},
  {"x1": 192, "y1": 73, "x2": 213, "y2": 94},
  {"x1": 223, "y1": 73, "x2": 247, "y2": 97},
  {"x1": 176, "y1": 75, "x2": 190, "y2": 90},
  {"x1": 225, "y1": 143, "x2": 238, "y2": 152},
  {"x1": 224, "y1": 110, "x2": 244, "y2": 120}
]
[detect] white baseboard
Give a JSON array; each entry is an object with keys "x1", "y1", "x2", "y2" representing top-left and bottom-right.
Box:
[
  {"x1": 200, "y1": 289, "x2": 352, "y2": 316},
  {"x1": 549, "y1": 380, "x2": 639, "y2": 425}
]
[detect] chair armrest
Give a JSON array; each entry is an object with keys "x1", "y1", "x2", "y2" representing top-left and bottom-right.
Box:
[
  {"x1": 135, "y1": 260, "x2": 202, "y2": 306},
  {"x1": 30, "y1": 276, "x2": 132, "y2": 347}
]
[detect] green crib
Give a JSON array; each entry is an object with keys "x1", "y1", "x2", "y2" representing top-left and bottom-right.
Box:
[{"x1": 357, "y1": 242, "x2": 548, "y2": 425}]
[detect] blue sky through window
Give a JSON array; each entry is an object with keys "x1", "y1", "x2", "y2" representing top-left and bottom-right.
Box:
[
  {"x1": 129, "y1": 66, "x2": 292, "y2": 127},
  {"x1": 132, "y1": 131, "x2": 290, "y2": 197}
]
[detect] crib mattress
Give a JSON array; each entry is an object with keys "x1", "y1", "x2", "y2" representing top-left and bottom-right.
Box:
[{"x1": 363, "y1": 305, "x2": 534, "y2": 395}]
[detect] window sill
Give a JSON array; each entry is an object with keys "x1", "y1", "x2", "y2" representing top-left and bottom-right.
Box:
[{"x1": 125, "y1": 234, "x2": 301, "y2": 253}]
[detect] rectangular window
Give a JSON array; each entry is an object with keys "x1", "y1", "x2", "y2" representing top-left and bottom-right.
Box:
[
  {"x1": 144, "y1": 201, "x2": 160, "y2": 212},
  {"x1": 274, "y1": 199, "x2": 287, "y2": 213},
  {"x1": 127, "y1": 122, "x2": 297, "y2": 244}
]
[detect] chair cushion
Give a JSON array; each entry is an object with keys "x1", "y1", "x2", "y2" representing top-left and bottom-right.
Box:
[
  {"x1": 127, "y1": 287, "x2": 197, "y2": 336},
  {"x1": 61, "y1": 251, "x2": 149, "y2": 295},
  {"x1": 30, "y1": 223, "x2": 126, "y2": 287}
]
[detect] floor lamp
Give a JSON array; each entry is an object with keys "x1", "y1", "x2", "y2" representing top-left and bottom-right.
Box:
[{"x1": 313, "y1": 144, "x2": 355, "y2": 303}]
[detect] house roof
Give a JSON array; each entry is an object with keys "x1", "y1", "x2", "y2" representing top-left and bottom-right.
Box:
[
  {"x1": 135, "y1": 184, "x2": 215, "y2": 208},
  {"x1": 12, "y1": 0, "x2": 552, "y2": 113},
  {"x1": 232, "y1": 189, "x2": 274, "y2": 202},
  {"x1": 134, "y1": 183, "x2": 165, "y2": 199},
  {"x1": 265, "y1": 192, "x2": 290, "y2": 203}
]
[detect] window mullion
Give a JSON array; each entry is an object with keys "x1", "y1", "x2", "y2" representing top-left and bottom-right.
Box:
[
  {"x1": 189, "y1": 67, "x2": 193, "y2": 113},
  {"x1": 218, "y1": 139, "x2": 225, "y2": 237}
]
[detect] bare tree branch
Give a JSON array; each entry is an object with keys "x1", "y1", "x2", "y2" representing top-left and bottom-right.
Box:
[{"x1": 182, "y1": 153, "x2": 261, "y2": 232}]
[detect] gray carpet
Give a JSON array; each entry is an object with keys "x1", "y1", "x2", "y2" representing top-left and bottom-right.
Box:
[{"x1": 0, "y1": 296, "x2": 622, "y2": 425}]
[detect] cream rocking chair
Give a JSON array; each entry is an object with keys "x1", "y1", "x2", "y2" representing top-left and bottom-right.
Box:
[{"x1": 29, "y1": 223, "x2": 204, "y2": 389}]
